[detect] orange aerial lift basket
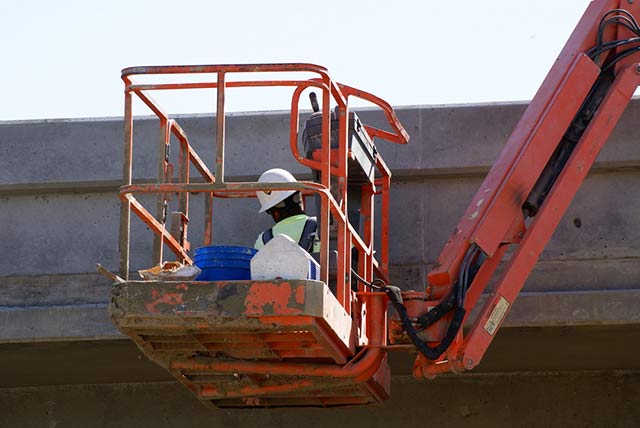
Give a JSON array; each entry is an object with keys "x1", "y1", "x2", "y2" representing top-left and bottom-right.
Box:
[
  {"x1": 110, "y1": 0, "x2": 640, "y2": 410},
  {"x1": 109, "y1": 63, "x2": 410, "y2": 408}
]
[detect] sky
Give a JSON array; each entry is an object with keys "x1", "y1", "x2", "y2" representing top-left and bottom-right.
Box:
[{"x1": 0, "y1": 0, "x2": 592, "y2": 121}]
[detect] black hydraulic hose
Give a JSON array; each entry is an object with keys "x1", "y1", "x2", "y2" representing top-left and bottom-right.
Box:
[
  {"x1": 415, "y1": 283, "x2": 459, "y2": 329},
  {"x1": 461, "y1": 251, "x2": 488, "y2": 307},
  {"x1": 351, "y1": 269, "x2": 384, "y2": 290},
  {"x1": 587, "y1": 37, "x2": 640, "y2": 59},
  {"x1": 353, "y1": 245, "x2": 485, "y2": 361},
  {"x1": 351, "y1": 271, "x2": 460, "y2": 359},
  {"x1": 457, "y1": 246, "x2": 477, "y2": 306},
  {"x1": 389, "y1": 245, "x2": 485, "y2": 361},
  {"x1": 595, "y1": 10, "x2": 640, "y2": 53},
  {"x1": 384, "y1": 285, "x2": 466, "y2": 361},
  {"x1": 602, "y1": 45, "x2": 640, "y2": 72},
  {"x1": 416, "y1": 245, "x2": 478, "y2": 329}
]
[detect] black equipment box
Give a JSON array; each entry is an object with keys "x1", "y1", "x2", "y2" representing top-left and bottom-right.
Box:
[{"x1": 302, "y1": 109, "x2": 377, "y2": 183}]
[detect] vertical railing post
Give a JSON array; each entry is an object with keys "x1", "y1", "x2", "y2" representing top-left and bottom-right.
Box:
[
  {"x1": 177, "y1": 123, "x2": 190, "y2": 256},
  {"x1": 119, "y1": 87, "x2": 134, "y2": 279},
  {"x1": 205, "y1": 72, "x2": 226, "y2": 248},
  {"x1": 319, "y1": 85, "x2": 331, "y2": 287},
  {"x1": 153, "y1": 118, "x2": 170, "y2": 264},
  {"x1": 204, "y1": 193, "x2": 214, "y2": 247},
  {"x1": 336, "y1": 101, "x2": 350, "y2": 313},
  {"x1": 215, "y1": 72, "x2": 226, "y2": 183}
]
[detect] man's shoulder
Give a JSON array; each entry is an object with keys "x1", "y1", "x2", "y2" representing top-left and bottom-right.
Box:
[{"x1": 276, "y1": 214, "x2": 310, "y2": 226}]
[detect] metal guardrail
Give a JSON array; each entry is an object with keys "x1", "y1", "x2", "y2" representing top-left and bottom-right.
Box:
[{"x1": 119, "y1": 63, "x2": 409, "y2": 313}]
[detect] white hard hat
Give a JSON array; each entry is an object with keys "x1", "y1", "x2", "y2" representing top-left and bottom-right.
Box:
[{"x1": 256, "y1": 168, "x2": 298, "y2": 213}]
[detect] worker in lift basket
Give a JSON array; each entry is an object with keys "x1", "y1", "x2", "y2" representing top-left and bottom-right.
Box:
[{"x1": 254, "y1": 168, "x2": 320, "y2": 254}]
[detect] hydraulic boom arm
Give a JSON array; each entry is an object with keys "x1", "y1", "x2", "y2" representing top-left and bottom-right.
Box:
[{"x1": 395, "y1": 0, "x2": 640, "y2": 378}]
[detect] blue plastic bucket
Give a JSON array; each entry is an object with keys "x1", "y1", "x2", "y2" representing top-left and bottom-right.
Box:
[{"x1": 193, "y1": 245, "x2": 257, "y2": 281}]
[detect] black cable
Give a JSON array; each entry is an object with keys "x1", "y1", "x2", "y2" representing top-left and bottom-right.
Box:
[
  {"x1": 456, "y1": 247, "x2": 471, "y2": 306},
  {"x1": 457, "y1": 245, "x2": 482, "y2": 307},
  {"x1": 351, "y1": 269, "x2": 384, "y2": 290},
  {"x1": 384, "y1": 284, "x2": 466, "y2": 361},
  {"x1": 597, "y1": 9, "x2": 640, "y2": 47},
  {"x1": 602, "y1": 45, "x2": 640, "y2": 72},
  {"x1": 350, "y1": 247, "x2": 487, "y2": 361},
  {"x1": 591, "y1": 9, "x2": 640, "y2": 74},
  {"x1": 415, "y1": 244, "x2": 485, "y2": 330},
  {"x1": 350, "y1": 268, "x2": 459, "y2": 359},
  {"x1": 387, "y1": 245, "x2": 487, "y2": 361},
  {"x1": 415, "y1": 282, "x2": 459, "y2": 329},
  {"x1": 603, "y1": 10, "x2": 640, "y2": 31},
  {"x1": 590, "y1": 10, "x2": 640, "y2": 62},
  {"x1": 608, "y1": 9, "x2": 640, "y2": 28},
  {"x1": 462, "y1": 251, "x2": 488, "y2": 307},
  {"x1": 588, "y1": 37, "x2": 640, "y2": 59},
  {"x1": 601, "y1": 17, "x2": 640, "y2": 36}
]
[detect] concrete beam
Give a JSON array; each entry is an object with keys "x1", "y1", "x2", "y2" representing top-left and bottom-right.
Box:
[
  {"x1": 0, "y1": 304, "x2": 120, "y2": 343},
  {"x1": 3, "y1": 101, "x2": 640, "y2": 187},
  {"x1": 2, "y1": 289, "x2": 638, "y2": 344},
  {"x1": 1, "y1": 102, "x2": 639, "y2": 381}
]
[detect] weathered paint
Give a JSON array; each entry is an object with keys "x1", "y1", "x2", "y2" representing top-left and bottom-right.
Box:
[
  {"x1": 244, "y1": 282, "x2": 305, "y2": 316},
  {"x1": 110, "y1": 280, "x2": 385, "y2": 406},
  {"x1": 145, "y1": 289, "x2": 184, "y2": 314}
]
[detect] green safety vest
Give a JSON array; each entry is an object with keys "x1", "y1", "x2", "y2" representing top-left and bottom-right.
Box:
[{"x1": 254, "y1": 214, "x2": 320, "y2": 253}]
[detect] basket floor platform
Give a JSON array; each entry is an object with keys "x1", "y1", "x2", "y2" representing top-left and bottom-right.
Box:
[{"x1": 110, "y1": 279, "x2": 390, "y2": 408}]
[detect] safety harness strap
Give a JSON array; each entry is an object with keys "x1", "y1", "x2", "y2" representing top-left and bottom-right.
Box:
[
  {"x1": 298, "y1": 216, "x2": 318, "y2": 252},
  {"x1": 262, "y1": 228, "x2": 274, "y2": 245}
]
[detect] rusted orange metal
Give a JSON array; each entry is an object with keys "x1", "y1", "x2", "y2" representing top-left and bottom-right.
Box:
[
  {"x1": 408, "y1": 0, "x2": 640, "y2": 378},
  {"x1": 118, "y1": 63, "x2": 407, "y2": 289},
  {"x1": 111, "y1": 279, "x2": 390, "y2": 407},
  {"x1": 112, "y1": 0, "x2": 640, "y2": 405},
  {"x1": 457, "y1": 62, "x2": 640, "y2": 375},
  {"x1": 113, "y1": 63, "x2": 408, "y2": 407}
]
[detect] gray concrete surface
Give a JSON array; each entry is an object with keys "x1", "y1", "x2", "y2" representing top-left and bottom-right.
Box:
[{"x1": 1, "y1": 101, "x2": 639, "y2": 425}]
